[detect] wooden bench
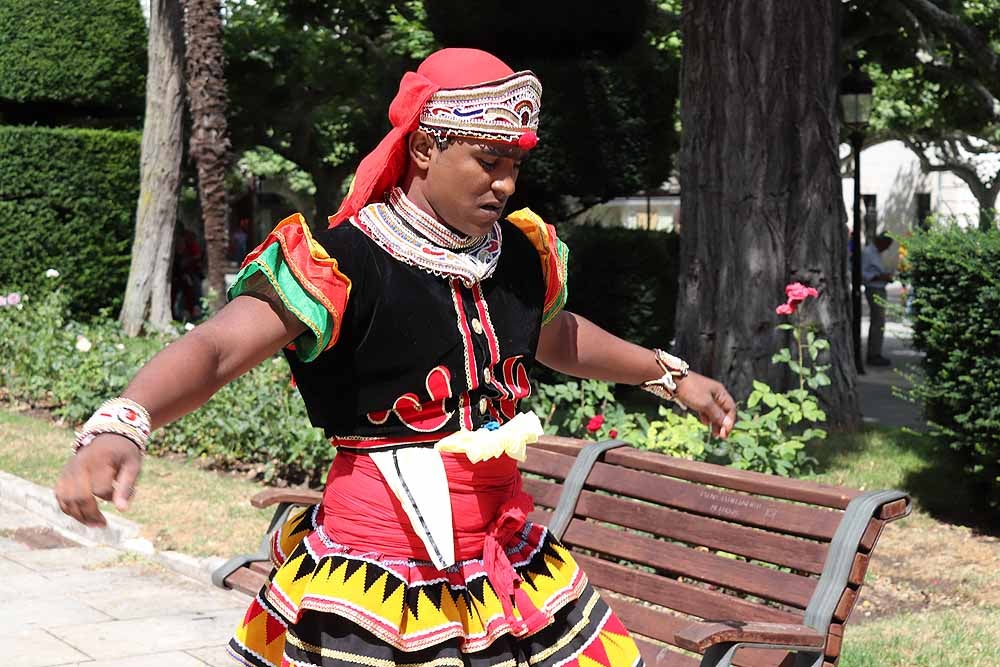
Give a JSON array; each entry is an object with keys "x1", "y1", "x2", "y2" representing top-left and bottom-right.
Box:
[{"x1": 214, "y1": 436, "x2": 910, "y2": 667}]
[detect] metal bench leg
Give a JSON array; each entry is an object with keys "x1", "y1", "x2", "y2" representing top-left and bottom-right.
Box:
[
  {"x1": 699, "y1": 643, "x2": 822, "y2": 667},
  {"x1": 212, "y1": 502, "x2": 295, "y2": 589}
]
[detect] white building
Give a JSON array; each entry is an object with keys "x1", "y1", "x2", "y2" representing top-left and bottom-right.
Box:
[
  {"x1": 573, "y1": 180, "x2": 681, "y2": 232},
  {"x1": 841, "y1": 139, "x2": 994, "y2": 237}
]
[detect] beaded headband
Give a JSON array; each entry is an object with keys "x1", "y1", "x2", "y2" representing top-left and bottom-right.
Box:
[{"x1": 419, "y1": 70, "x2": 542, "y2": 150}]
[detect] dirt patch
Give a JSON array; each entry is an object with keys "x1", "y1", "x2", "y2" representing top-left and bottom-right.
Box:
[
  {"x1": 856, "y1": 514, "x2": 1000, "y2": 622},
  {"x1": 0, "y1": 527, "x2": 81, "y2": 549}
]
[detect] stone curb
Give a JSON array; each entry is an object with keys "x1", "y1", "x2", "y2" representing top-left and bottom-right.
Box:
[{"x1": 0, "y1": 470, "x2": 226, "y2": 586}]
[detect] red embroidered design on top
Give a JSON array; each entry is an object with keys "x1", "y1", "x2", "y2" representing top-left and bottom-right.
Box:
[
  {"x1": 367, "y1": 366, "x2": 455, "y2": 432},
  {"x1": 450, "y1": 280, "x2": 479, "y2": 392},
  {"x1": 499, "y1": 356, "x2": 531, "y2": 419}
]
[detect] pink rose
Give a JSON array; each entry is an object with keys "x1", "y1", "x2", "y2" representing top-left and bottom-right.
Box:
[
  {"x1": 609, "y1": 429, "x2": 619, "y2": 439},
  {"x1": 775, "y1": 302, "x2": 796, "y2": 315},
  {"x1": 6, "y1": 293, "x2": 21, "y2": 306},
  {"x1": 785, "y1": 282, "x2": 819, "y2": 304},
  {"x1": 585, "y1": 414, "x2": 605, "y2": 433}
]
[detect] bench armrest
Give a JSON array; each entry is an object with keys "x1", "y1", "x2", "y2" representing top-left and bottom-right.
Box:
[
  {"x1": 675, "y1": 620, "x2": 825, "y2": 653},
  {"x1": 250, "y1": 488, "x2": 323, "y2": 509}
]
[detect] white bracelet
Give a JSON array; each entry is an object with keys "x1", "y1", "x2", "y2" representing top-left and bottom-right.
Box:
[
  {"x1": 640, "y1": 348, "x2": 690, "y2": 406},
  {"x1": 73, "y1": 398, "x2": 151, "y2": 455}
]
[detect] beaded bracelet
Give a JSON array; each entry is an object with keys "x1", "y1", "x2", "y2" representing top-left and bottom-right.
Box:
[
  {"x1": 640, "y1": 348, "x2": 690, "y2": 406},
  {"x1": 73, "y1": 397, "x2": 151, "y2": 455}
]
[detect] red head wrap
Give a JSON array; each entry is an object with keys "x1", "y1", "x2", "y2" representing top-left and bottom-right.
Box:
[{"x1": 329, "y1": 49, "x2": 536, "y2": 227}]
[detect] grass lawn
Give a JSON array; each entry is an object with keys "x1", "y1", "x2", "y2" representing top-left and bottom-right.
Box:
[
  {"x1": 807, "y1": 427, "x2": 1000, "y2": 666},
  {"x1": 0, "y1": 407, "x2": 271, "y2": 557}
]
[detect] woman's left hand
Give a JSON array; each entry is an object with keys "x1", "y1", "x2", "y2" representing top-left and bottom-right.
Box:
[{"x1": 674, "y1": 372, "x2": 737, "y2": 439}]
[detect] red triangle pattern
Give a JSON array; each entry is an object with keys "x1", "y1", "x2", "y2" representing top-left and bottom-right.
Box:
[
  {"x1": 601, "y1": 611, "x2": 630, "y2": 638},
  {"x1": 581, "y1": 628, "x2": 612, "y2": 667},
  {"x1": 265, "y1": 611, "x2": 287, "y2": 646},
  {"x1": 242, "y1": 598, "x2": 265, "y2": 627}
]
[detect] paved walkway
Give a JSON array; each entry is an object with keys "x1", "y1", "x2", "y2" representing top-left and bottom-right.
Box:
[
  {"x1": 856, "y1": 283, "x2": 925, "y2": 430},
  {"x1": 0, "y1": 500, "x2": 246, "y2": 666}
]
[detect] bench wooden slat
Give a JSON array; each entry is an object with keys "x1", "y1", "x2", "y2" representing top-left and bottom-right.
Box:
[
  {"x1": 833, "y1": 586, "x2": 859, "y2": 623},
  {"x1": 535, "y1": 437, "x2": 861, "y2": 509},
  {"x1": 614, "y1": 606, "x2": 796, "y2": 667},
  {"x1": 533, "y1": 509, "x2": 816, "y2": 609},
  {"x1": 633, "y1": 634, "x2": 795, "y2": 667},
  {"x1": 576, "y1": 554, "x2": 802, "y2": 626},
  {"x1": 632, "y1": 637, "x2": 700, "y2": 667},
  {"x1": 879, "y1": 498, "x2": 910, "y2": 520},
  {"x1": 604, "y1": 596, "x2": 692, "y2": 648},
  {"x1": 250, "y1": 487, "x2": 322, "y2": 508},
  {"x1": 675, "y1": 621, "x2": 825, "y2": 653},
  {"x1": 519, "y1": 447, "x2": 578, "y2": 480},
  {"x1": 825, "y1": 623, "x2": 844, "y2": 661},
  {"x1": 226, "y1": 566, "x2": 267, "y2": 597},
  {"x1": 848, "y1": 552, "x2": 870, "y2": 587},
  {"x1": 858, "y1": 518, "x2": 884, "y2": 553},
  {"x1": 527, "y1": 449, "x2": 843, "y2": 540},
  {"x1": 523, "y1": 478, "x2": 829, "y2": 574},
  {"x1": 730, "y1": 648, "x2": 797, "y2": 667}
]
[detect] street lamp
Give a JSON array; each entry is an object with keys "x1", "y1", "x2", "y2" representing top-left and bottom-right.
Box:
[{"x1": 840, "y1": 60, "x2": 874, "y2": 375}]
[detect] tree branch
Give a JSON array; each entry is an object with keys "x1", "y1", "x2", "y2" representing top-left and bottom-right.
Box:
[
  {"x1": 902, "y1": 135, "x2": 990, "y2": 203},
  {"x1": 922, "y1": 64, "x2": 1000, "y2": 122},
  {"x1": 897, "y1": 0, "x2": 1000, "y2": 76}
]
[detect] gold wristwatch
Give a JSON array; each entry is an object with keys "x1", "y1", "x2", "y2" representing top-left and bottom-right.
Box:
[{"x1": 641, "y1": 348, "x2": 690, "y2": 406}]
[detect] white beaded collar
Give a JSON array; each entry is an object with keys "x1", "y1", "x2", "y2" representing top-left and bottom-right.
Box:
[{"x1": 352, "y1": 188, "x2": 503, "y2": 286}]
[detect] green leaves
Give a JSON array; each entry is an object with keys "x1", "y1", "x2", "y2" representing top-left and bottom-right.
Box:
[
  {"x1": 905, "y1": 226, "x2": 1000, "y2": 508},
  {"x1": 0, "y1": 126, "x2": 140, "y2": 317},
  {"x1": 0, "y1": 0, "x2": 146, "y2": 112}
]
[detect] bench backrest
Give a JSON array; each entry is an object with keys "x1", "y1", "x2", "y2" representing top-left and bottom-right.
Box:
[{"x1": 521, "y1": 437, "x2": 910, "y2": 667}]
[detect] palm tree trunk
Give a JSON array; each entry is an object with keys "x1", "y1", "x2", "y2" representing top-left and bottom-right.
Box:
[{"x1": 183, "y1": 0, "x2": 231, "y2": 312}]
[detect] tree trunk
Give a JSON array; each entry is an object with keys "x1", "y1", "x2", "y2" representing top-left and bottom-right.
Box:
[
  {"x1": 676, "y1": 0, "x2": 860, "y2": 428},
  {"x1": 183, "y1": 0, "x2": 231, "y2": 311},
  {"x1": 975, "y1": 184, "x2": 999, "y2": 232},
  {"x1": 119, "y1": 0, "x2": 185, "y2": 336}
]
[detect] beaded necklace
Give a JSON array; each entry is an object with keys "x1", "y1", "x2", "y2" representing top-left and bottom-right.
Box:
[{"x1": 353, "y1": 188, "x2": 503, "y2": 286}]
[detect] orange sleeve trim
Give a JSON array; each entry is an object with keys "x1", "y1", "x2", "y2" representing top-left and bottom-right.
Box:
[
  {"x1": 247, "y1": 214, "x2": 353, "y2": 350},
  {"x1": 506, "y1": 208, "x2": 569, "y2": 324}
]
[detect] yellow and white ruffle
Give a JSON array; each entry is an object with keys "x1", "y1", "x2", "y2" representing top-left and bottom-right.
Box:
[{"x1": 436, "y1": 411, "x2": 543, "y2": 463}]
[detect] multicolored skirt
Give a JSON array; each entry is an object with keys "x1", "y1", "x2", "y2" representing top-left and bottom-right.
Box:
[{"x1": 227, "y1": 504, "x2": 643, "y2": 667}]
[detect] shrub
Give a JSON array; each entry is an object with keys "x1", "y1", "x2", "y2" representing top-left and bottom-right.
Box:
[
  {"x1": 0, "y1": 0, "x2": 146, "y2": 113},
  {"x1": 0, "y1": 126, "x2": 140, "y2": 316},
  {"x1": 0, "y1": 280, "x2": 333, "y2": 484},
  {"x1": 559, "y1": 226, "x2": 679, "y2": 349},
  {"x1": 903, "y1": 227, "x2": 1000, "y2": 509},
  {"x1": 526, "y1": 377, "x2": 651, "y2": 448}
]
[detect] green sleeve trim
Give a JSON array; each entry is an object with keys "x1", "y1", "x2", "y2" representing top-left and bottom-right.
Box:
[
  {"x1": 227, "y1": 243, "x2": 333, "y2": 362},
  {"x1": 541, "y1": 238, "x2": 570, "y2": 326}
]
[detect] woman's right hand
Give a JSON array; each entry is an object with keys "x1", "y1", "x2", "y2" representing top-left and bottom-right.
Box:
[{"x1": 55, "y1": 433, "x2": 143, "y2": 528}]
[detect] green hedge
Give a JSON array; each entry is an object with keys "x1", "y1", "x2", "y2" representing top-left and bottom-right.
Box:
[
  {"x1": 0, "y1": 0, "x2": 146, "y2": 112},
  {"x1": 0, "y1": 125, "x2": 140, "y2": 315},
  {"x1": 559, "y1": 225, "x2": 679, "y2": 350},
  {"x1": 904, "y1": 227, "x2": 1000, "y2": 509}
]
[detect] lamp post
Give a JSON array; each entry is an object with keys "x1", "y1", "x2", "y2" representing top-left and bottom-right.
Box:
[{"x1": 839, "y1": 61, "x2": 874, "y2": 375}]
